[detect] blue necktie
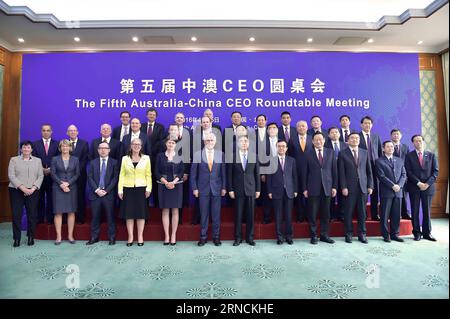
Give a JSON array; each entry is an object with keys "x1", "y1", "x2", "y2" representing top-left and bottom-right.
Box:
[
  {"x1": 99, "y1": 159, "x2": 106, "y2": 189},
  {"x1": 334, "y1": 142, "x2": 340, "y2": 159},
  {"x1": 242, "y1": 153, "x2": 247, "y2": 170}
]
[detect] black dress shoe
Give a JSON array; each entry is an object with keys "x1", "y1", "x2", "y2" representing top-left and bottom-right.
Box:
[
  {"x1": 401, "y1": 215, "x2": 412, "y2": 220},
  {"x1": 86, "y1": 239, "x2": 99, "y2": 245},
  {"x1": 13, "y1": 240, "x2": 20, "y2": 247},
  {"x1": 372, "y1": 216, "x2": 381, "y2": 221},
  {"x1": 126, "y1": 242, "x2": 133, "y2": 247},
  {"x1": 137, "y1": 242, "x2": 144, "y2": 246},
  {"x1": 276, "y1": 239, "x2": 283, "y2": 245},
  {"x1": 170, "y1": 242, "x2": 176, "y2": 246},
  {"x1": 320, "y1": 236, "x2": 335, "y2": 244},
  {"x1": 423, "y1": 235, "x2": 437, "y2": 242},
  {"x1": 233, "y1": 240, "x2": 241, "y2": 246},
  {"x1": 310, "y1": 237, "x2": 318, "y2": 245},
  {"x1": 213, "y1": 239, "x2": 222, "y2": 246},
  {"x1": 246, "y1": 240, "x2": 256, "y2": 246},
  {"x1": 391, "y1": 236, "x2": 404, "y2": 242},
  {"x1": 109, "y1": 239, "x2": 116, "y2": 245},
  {"x1": 163, "y1": 242, "x2": 170, "y2": 246},
  {"x1": 27, "y1": 237, "x2": 34, "y2": 246},
  {"x1": 286, "y1": 239, "x2": 294, "y2": 245},
  {"x1": 413, "y1": 234, "x2": 422, "y2": 241},
  {"x1": 358, "y1": 236, "x2": 368, "y2": 244},
  {"x1": 297, "y1": 218, "x2": 305, "y2": 223},
  {"x1": 383, "y1": 237, "x2": 391, "y2": 243},
  {"x1": 337, "y1": 217, "x2": 344, "y2": 222},
  {"x1": 198, "y1": 240, "x2": 206, "y2": 246},
  {"x1": 345, "y1": 235, "x2": 352, "y2": 243}
]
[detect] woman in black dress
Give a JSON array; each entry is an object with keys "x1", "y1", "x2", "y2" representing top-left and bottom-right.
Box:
[
  {"x1": 155, "y1": 138, "x2": 184, "y2": 245},
  {"x1": 118, "y1": 138, "x2": 152, "y2": 246}
]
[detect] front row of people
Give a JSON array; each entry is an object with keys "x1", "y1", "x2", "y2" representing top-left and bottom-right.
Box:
[{"x1": 8, "y1": 131, "x2": 438, "y2": 247}]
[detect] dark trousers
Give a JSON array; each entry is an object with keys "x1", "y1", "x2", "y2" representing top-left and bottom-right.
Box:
[
  {"x1": 273, "y1": 192, "x2": 293, "y2": 240},
  {"x1": 296, "y1": 193, "x2": 308, "y2": 221},
  {"x1": 401, "y1": 190, "x2": 411, "y2": 218},
  {"x1": 234, "y1": 195, "x2": 255, "y2": 241},
  {"x1": 409, "y1": 191, "x2": 433, "y2": 236},
  {"x1": 190, "y1": 197, "x2": 201, "y2": 225},
  {"x1": 330, "y1": 192, "x2": 345, "y2": 220},
  {"x1": 344, "y1": 190, "x2": 368, "y2": 236},
  {"x1": 379, "y1": 197, "x2": 401, "y2": 238},
  {"x1": 75, "y1": 174, "x2": 87, "y2": 223},
  {"x1": 307, "y1": 189, "x2": 331, "y2": 238},
  {"x1": 369, "y1": 163, "x2": 380, "y2": 219},
  {"x1": 38, "y1": 175, "x2": 53, "y2": 223},
  {"x1": 258, "y1": 179, "x2": 273, "y2": 223},
  {"x1": 9, "y1": 188, "x2": 39, "y2": 240},
  {"x1": 90, "y1": 196, "x2": 116, "y2": 240},
  {"x1": 199, "y1": 194, "x2": 222, "y2": 240}
]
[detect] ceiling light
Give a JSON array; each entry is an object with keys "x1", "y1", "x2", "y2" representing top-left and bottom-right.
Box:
[
  {"x1": 417, "y1": 40, "x2": 423, "y2": 45},
  {"x1": 249, "y1": 37, "x2": 256, "y2": 42},
  {"x1": 18, "y1": 38, "x2": 25, "y2": 43},
  {"x1": 307, "y1": 38, "x2": 313, "y2": 43},
  {"x1": 367, "y1": 38, "x2": 374, "y2": 43},
  {"x1": 132, "y1": 36, "x2": 139, "y2": 42},
  {"x1": 191, "y1": 36, "x2": 197, "y2": 42},
  {"x1": 74, "y1": 37, "x2": 80, "y2": 42}
]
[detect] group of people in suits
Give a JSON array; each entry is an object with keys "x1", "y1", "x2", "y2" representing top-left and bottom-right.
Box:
[{"x1": 7, "y1": 109, "x2": 439, "y2": 247}]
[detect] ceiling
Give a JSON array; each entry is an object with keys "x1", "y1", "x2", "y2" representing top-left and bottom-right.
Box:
[{"x1": 0, "y1": 0, "x2": 448, "y2": 53}]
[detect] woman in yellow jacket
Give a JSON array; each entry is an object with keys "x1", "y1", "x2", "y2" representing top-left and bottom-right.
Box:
[{"x1": 118, "y1": 138, "x2": 152, "y2": 246}]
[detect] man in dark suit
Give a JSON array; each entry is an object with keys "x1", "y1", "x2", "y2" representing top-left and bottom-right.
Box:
[
  {"x1": 326, "y1": 127, "x2": 348, "y2": 221},
  {"x1": 89, "y1": 124, "x2": 121, "y2": 160},
  {"x1": 32, "y1": 124, "x2": 59, "y2": 224},
  {"x1": 338, "y1": 132, "x2": 374, "y2": 244},
  {"x1": 67, "y1": 125, "x2": 89, "y2": 224},
  {"x1": 141, "y1": 109, "x2": 166, "y2": 207},
  {"x1": 112, "y1": 111, "x2": 131, "y2": 142},
  {"x1": 267, "y1": 140, "x2": 298, "y2": 245},
  {"x1": 375, "y1": 141, "x2": 407, "y2": 242},
  {"x1": 390, "y1": 128, "x2": 411, "y2": 220},
  {"x1": 203, "y1": 108, "x2": 222, "y2": 132},
  {"x1": 227, "y1": 135, "x2": 261, "y2": 246},
  {"x1": 303, "y1": 132, "x2": 337, "y2": 244},
  {"x1": 290, "y1": 120, "x2": 313, "y2": 222},
  {"x1": 278, "y1": 111, "x2": 295, "y2": 145},
  {"x1": 86, "y1": 142, "x2": 119, "y2": 245},
  {"x1": 358, "y1": 116, "x2": 382, "y2": 221},
  {"x1": 121, "y1": 118, "x2": 151, "y2": 156},
  {"x1": 338, "y1": 114, "x2": 355, "y2": 143},
  {"x1": 191, "y1": 133, "x2": 227, "y2": 246},
  {"x1": 405, "y1": 134, "x2": 439, "y2": 241},
  {"x1": 306, "y1": 115, "x2": 327, "y2": 138}
]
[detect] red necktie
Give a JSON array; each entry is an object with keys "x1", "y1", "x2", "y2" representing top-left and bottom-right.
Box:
[
  {"x1": 147, "y1": 124, "x2": 153, "y2": 136},
  {"x1": 418, "y1": 152, "x2": 423, "y2": 167},
  {"x1": 44, "y1": 140, "x2": 49, "y2": 155}
]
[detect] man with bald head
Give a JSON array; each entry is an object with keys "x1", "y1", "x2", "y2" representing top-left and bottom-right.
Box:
[
  {"x1": 90, "y1": 124, "x2": 121, "y2": 160},
  {"x1": 67, "y1": 124, "x2": 90, "y2": 224}
]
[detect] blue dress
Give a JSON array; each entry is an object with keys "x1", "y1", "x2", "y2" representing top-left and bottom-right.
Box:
[{"x1": 154, "y1": 152, "x2": 184, "y2": 208}]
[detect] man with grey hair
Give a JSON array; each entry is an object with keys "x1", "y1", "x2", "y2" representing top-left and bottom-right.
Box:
[
  {"x1": 67, "y1": 124, "x2": 89, "y2": 224},
  {"x1": 90, "y1": 123, "x2": 121, "y2": 160}
]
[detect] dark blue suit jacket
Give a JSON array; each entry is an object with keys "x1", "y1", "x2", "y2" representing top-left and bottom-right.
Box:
[
  {"x1": 302, "y1": 148, "x2": 337, "y2": 197},
  {"x1": 190, "y1": 150, "x2": 227, "y2": 196},
  {"x1": 266, "y1": 155, "x2": 298, "y2": 199},
  {"x1": 32, "y1": 139, "x2": 59, "y2": 168},
  {"x1": 87, "y1": 157, "x2": 119, "y2": 200},
  {"x1": 375, "y1": 156, "x2": 406, "y2": 198},
  {"x1": 325, "y1": 140, "x2": 348, "y2": 159},
  {"x1": 289, "y1": 134, "x2": 313, "y2": 181},
  {"x1": 339, "y1": 128, "x2": 357, "y2": 143},
  {"x1": 338, "y1": 147, "x2": 374, "y2": 194},
  {"x1": 121, "y1": 132, "x2": 151, "y2": 156},
  {"x1": 227, "y1": 152, "x2": 261, "y2": 197},
  {"x1": 359, "y1": 131, "x2": 382, "y2": 164},
  {"x1": 141, "y1": 122, "x2": 166, "y2": 157},
  {"x1": 278, "y1": 126, "x2": 296, "y2": 144},
  {"x1": 89, "y1": 137, "x2": 121, "y2": 161},
  {"x1": 405, "y1": 150, "x2": 439, "y2": 196},
  {"x1": 70, "y1": 139, "x2": 89, "y2": 174},
  {"x1": 393, "y1": 143, "x2": 409, "y2": 161}
]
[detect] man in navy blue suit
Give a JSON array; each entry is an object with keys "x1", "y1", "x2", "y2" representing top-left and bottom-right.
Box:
[
  {"x1": 359, "y1": 116, "x2": 382, "y2": 221},
  {"x1": 326, "y1": 127, "x2": 348, "y2": 221},
  {"x1": 303, "y1": 132, "x2": 337, "y2": 245},
  {"x1": 405, "y1": 135, "x2": 439, "y2": 241},
  {"x1": 191, "y1": 133, "x2": 227, "y2": 246},
  {"x1": 32, "y1": 124, "x2": 59, "y2": 224},
  {"x1": 375, "y1": 141, "x2": 407, "y2": 242},
  {"x1": 278, "y1": 111, "x2": 296, "y2": 145},
  {"x1": 338, "y1": 114, "x2": 355, "y2": 143},
  {"x1": 307, "y1": 115, "x2": 327, "y2": 139},
  {"x1": 338, "y1": 132, "x2": 374, "y2": 244},
  {"x1": 112, "y1": 111, "x2": 131, "y2": 142},
  {"x1": 390, "y1": 128, "x2": 411, "y2": 220},
  {"x1": 67, "y1": 124, "x2": 90, "y2": 224},
  {"x1": 121, "y1": 118, "x2": 151, "y2": 156},
  {"x1": 267, "y1": 140, "x2": 298, "y2": 245},
  {"x1": 86, "y1": 142, "x2": 119, "y2": 245},
  {"x1": 89, "y1": 124, "x2": 121, "y2": 160}
]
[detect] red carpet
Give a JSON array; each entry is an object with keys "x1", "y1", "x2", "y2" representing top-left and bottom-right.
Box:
[{"x1": 34, "y1": 206, "x2": 413, "y2": 241}]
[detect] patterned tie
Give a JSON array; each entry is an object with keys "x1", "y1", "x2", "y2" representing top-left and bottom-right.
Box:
[
  {"x1": 300, "y1": 136, "x2": 306, "y2": 152},
  {"x1": 318, "y1": 149, "x2": 323, "y2": 166},
  {"x1": 147, "y1": 123, "x2": 153, "y2": 136},
  {"x1": 418, "y1": 152, "x2": 424, "y2": 167},
  {"x1": 353, "y1": 149, "x2": 358, "y2": 165},
  {"x1": 99, "y1": 159, "x2": 106, "y2": 189},
  {"x1": 285, "y1": 127, "x2": 290, "y2": 143},
  {"x1": 102, "y1": 138, "x2": 108, "y2": 143},
  {"x1": 207, "y1": 151, "x2": 213, "y2": 172},
  {"x1": 344, "y1": 130, "x2": 349, "y2": 142},
  {"x1": 44, "y1": 140, "x2": 49, "y2": 155},
  {"x1": 394, "y1": 144, "x2": 400, "y2": 157}
]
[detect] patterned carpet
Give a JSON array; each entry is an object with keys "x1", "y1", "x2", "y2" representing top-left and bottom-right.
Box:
[{"x1": 0, "y1": 219, "x2": 448, "y2": 299}]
